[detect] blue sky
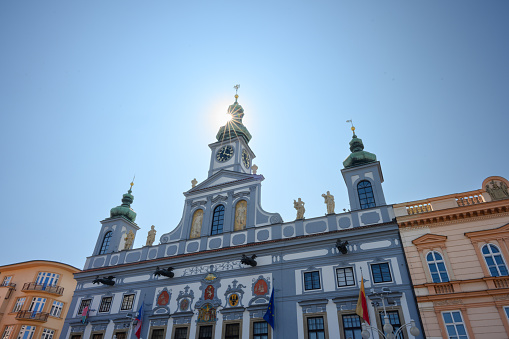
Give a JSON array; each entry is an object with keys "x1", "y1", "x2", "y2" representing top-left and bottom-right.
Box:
[{"x1": 1, "y1": 1, "x2": 508, "y2": 268}]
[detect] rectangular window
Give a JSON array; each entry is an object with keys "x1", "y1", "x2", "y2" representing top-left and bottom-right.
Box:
[
  {"x1": 17, "y1": 325, "x2": 36, "y2": 339},
  {"x1": 150, "y1": 329, "x2": 164, "y2": 339},
  {"x1": 304, "y1": 271, "x2": 321, "y2": 290},
  {"x1": 41, "y1": 329, "x2": 54, "y2": 339},
  {"x1": 28, "y1": 297, "x2": 46, "y2": 313},
  {"x1": 342, "y1": 314, "x2": 362, "y2": 339},
  {"x1": 307, "y1": 317, "x2": 325, "y2": 339},
  {"x1": 13, "y1": 297, "x2": 26, "y2": 312},
  {"x1": 50, "y1": 301, "x2": 64, "y2": 317},
  {"x1": 77, "y1": 299, "x2": 91, "y2": 315},
  {"x1": 371, "y1": 263, "x2": 392, "y2": 283},
  {"x1": 173, "y1": 327, "x2": 188, "y2": 339},
  {"x1": 121, "y1": 294, "x2": 135, "y2": 311},
  {"x1": 442, "y1": 311, "x2": 468, "y2": 339},
  {"x1": 92, "y1": 334, "x2": 103, "y2": 339},
  {"x1": 99, "y1": 297, "x2": 112, "y2": 313},
  {"x1": 70, "y1": 336, "x2": 82, "y2": 339},
  {"x1": 253, "y1": 321, "x2": 268, "y2": 339},
  {"x1": 379, "y1": 311, "x2": 403, "y2": 339},
  {"x1": 198, "y1": 325, "x2": 213, "y2": 339},
  {"x1": 225, "y1": 323, "x2": 240, "y2": 339},
  {"x1": 114, "y1": 332, "x2": 127, "y2": 339},
  {"x1": 336, "y1": 267, "x2": 355, "y2": 287},
  {"x1": 35, "y1": 272, "x2": 60, "y2": 287},
  {"x1": 1, "y1": 326, "x2": 14, "y2": 339},
  {"x1": 1, "y1": 276, "x2": 12, "y2": 287}
]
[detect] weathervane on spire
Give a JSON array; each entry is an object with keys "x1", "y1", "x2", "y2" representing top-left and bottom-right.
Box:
[
  {"x1": 234, "y1": 84, "x2": 240, "y2": 102},
  {"x1": 346, "y1": 120, "x2": 356, "y2": 135},
  {"x1": 129, "y1": 175, "x2": 135, "y2": 193}
]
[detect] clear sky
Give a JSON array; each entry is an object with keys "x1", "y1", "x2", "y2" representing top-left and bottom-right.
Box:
[{"x1": 1, "y1": 1, "x2": 508, "y2": 269}]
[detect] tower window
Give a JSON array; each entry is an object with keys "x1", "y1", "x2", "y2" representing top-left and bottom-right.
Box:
[
  {"x1": 357, "y1": 180, "x2": 376, "y2": 209},
  {"x1": 211, "y1": 205, "x2": 225, "y2": 235},
  {"x1": 99, "y1": 231, "x2": 112, "y2": 255}
]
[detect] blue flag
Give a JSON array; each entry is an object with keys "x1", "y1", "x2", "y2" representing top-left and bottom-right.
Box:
[{"x1": 263, "y1": 287, "x2": 275, "y2": 330}]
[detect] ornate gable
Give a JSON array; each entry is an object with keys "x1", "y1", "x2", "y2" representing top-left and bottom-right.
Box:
[
  {"x1": 412, "y1": 234, "x2": 447, "y2": 251},
  {"x1": 185, "y1": 170, "x2": 262, "y2": 196},
  {"x1": 465, "y1": 223, "x2": 509, "y2": 242}
]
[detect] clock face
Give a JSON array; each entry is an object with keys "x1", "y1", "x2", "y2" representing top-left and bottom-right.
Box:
[
  {"x1": 216, "y1": 145, "x2": 234, "y2": 162},
  {"x1": 242, "y1": 150, "x2": 250, "y2": 168}
]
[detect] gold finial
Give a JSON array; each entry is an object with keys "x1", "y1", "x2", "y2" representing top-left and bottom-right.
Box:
[
  {"x1": 346, "y1": 120, "x2": 355, "y2": 135},
  {"x1": 234, "y1": 84, "x2": 240, "y2": 102},
  {"x1": 129, "y1": 175, "x2": 135, "y2": 192}
]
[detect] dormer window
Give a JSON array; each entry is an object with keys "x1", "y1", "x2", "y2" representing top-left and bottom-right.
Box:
[
  {"x1": 358, "y1": 180, "x2": 376, "y2": 209},
  {"x1": 99, "y1": 231, "x2": 112, "y2": 255},
  {"x1": 211, "y1": 205, "x2": 225, "y2": 235}
]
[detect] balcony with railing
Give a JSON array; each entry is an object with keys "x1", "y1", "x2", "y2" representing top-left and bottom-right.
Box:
[
  {"x1": 16, "y1": 310, "x2": 49, "y2": 322},
  {"x1": 22, "y1": 282, "x2": 64, "y2": 296}
]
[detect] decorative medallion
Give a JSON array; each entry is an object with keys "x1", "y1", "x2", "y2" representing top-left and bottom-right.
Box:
[
  {"x1": 205, "y1": 285, "x2": 214, "y2": 300},
  {"x1": 229, "y1": 293, "x2": 239, "y2": 307},
  {"x1": 254, "y1": 279, "x2": 268, "y2": 296},
  {"x1": 205, "y1": 273, "x2": 217, "y2": 281},
  {"x1": 198, "y1": 304, "x2": 217, "y2": 323},
  {"x1": 180, "y1": 298, "x2": 189, "y2": 311},
  {"x1": 157, "y1": 290, "x2": 170, "y2": 306}
]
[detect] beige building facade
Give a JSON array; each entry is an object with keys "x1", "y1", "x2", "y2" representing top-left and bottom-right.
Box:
[
  {"x1": 0, "y1": 260, "x2": 80, "y2": 339},
  {"x1": 395, "y1": 176, "x2": 509, "y2": 339}
]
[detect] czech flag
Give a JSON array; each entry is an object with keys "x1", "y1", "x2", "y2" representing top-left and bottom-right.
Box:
[
  {"x1": 356, "y1": 275, "x2": 370, "y2": 325},
  {"x1": 134, "y1": 304, "x2": 143, "y2": 339}
]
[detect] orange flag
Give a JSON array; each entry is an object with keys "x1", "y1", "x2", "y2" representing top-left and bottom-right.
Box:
[{"x1": 356, "y1": 275, "x2": 370, "y2": 324}]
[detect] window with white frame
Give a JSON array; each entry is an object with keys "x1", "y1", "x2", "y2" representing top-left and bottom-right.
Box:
[
  {"x1": 36, "y1": 272, "x2": 60, "y2": 287},
  {"x1": 482, "y1": 244, "x2": 509, "y2": 277},
  {"x1": 99, "y1": 297, "x2": 112, "y2": 313},
  {"x1": 77, "y1": 299, "x2": 91, "y2": 315},
  {"x1": 120, "y1": 294, "x2": 135, "y2": 311},
  {"x1": 28, "y1": 297, "x2": 46, "y2": 313},
  {"x1": 41, "y1": 329, "x2": 55, "y2": 339},
  {"x1": 442, "y1": 311, "x2": 468, "y2": 339},
  {"x1": 17, "y1": 325, "x2": 36, "y2": 339},
  {"x1": 336, "y1": 267, "x2": 355, "y2": 287},
  {"x1": 1, "y1": 276, "x2": 12, "y2": 287},
  {"x1": 371, "y1": 263, "x2": 392, "y2": 283},
  {"x1": 426, "y1": 251, "x2": 450, "y2": 283},
  {"x1": 1, "y1": 325, "x2": 14, "y2": 339},
  {"x1": 13, "y1": 297, "x2": 26, "y2": 312},
  {"x1": 99, "y1": 231, "x2": 112, "y2": 255},
  {"x1": 304, "y1": 271, "x2": 321, "y2": 290},
  {"x1": 50, "y1": 301, "x2": 64, "y2": 317}
]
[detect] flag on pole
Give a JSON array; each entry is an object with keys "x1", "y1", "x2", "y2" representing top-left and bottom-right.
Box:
[
  {"x1": 134, "y1": 304, "x2": 143, "y2": 339},
  {"x1": 263, "y1": 287, "x2": 275, "y2": 330},
  {"x1": 356, "y1": 275, "x2": 370, "y2": 325},
  {"x1": 81, "y1": 306, "x2": 89, "y2": 324}
]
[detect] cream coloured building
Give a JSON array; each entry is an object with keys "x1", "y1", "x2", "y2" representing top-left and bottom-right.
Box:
[
  {"x1": 0, "y1": 260, "x2": 80, "y2": 339},
  {"x1": 395, "y1": 176, "x2": 509, "y2": 339}
]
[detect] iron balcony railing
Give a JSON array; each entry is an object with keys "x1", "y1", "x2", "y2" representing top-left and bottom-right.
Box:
[
  {"x1": 22, "y1": 282, "x2": 64, "y2": 296},
  {"x1": 16, "y1": 310, "x2": 49, "y2": 322}
]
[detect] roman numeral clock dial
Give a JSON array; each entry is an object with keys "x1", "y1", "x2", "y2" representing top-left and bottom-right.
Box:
[{"x1": 216, "y1": 145, "x2": 234, "y2": 162}]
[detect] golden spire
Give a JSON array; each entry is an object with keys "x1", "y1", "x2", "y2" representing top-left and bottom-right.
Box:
[
  {"x1": 346, "y1": 120, "x2": 355, "y2": 135},
  {"x1": 234, "y1": 84, "x2": 240, "y2": 102},
  {"x1": 129, "y1": 175, "x2": 135, "y2": 193}
]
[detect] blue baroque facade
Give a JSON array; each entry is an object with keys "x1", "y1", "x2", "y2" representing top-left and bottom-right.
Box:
[{"x1": 61, "y1": 96, "x2": 423, "y2": 339}]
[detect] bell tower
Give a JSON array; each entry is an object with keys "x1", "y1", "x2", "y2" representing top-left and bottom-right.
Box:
[
  {"x1": 92, "y1": 181, "x2": 140, "y2": 256},
  {"x1": 208, "y1": 85, "x2": 255, "y2": 177},
  {"x1": 341, "y1": 123, "x2": 387, "y2": 211}
]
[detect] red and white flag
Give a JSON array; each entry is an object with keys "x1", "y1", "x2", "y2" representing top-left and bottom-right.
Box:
[
  {"x1": 356, "y1": 275, "x2": 370, "y2": 324},
  {"x1": 134, "y1": 304, "x2": 143, "y2": 339}
]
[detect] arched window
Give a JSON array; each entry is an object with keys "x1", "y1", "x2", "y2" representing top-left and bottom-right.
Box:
[
  {"x1": 357, "y1": 180, "x2": 376, "y2": 209},
  {"x1": 426, "y1": 251, "x2": 449, "y2": 283},
  {"x1": 482, "y1": 244, "x2": 509, "y2": 277},
  {"x1": 99, "y1": 231, "x2": 112, "y2": 255},
  {"x1": 211, "y1": 205, "x2": 225, "y2": 235}
]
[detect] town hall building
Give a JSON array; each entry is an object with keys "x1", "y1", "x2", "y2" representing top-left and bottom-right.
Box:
[{"x1": 61, "y1": 91, "x2": 423, "y2": 339}]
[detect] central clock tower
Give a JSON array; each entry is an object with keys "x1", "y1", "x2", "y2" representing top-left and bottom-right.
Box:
[{"x1": 207, "y1": 95, "x2": 255, "y2": 177}]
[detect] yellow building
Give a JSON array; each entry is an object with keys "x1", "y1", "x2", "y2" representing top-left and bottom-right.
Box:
[
  {"x1": 0, "y1": 260, "x2": 80, "y2": 339},
  {"x1": 395, "y1": 176, "x2": 509, "y2": 339}
]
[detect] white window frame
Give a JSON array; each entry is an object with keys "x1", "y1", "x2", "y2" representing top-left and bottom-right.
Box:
[
  {"x1": 370, "y1": 262, "x2": 393, "y2": 284},
  {"x1": 120, "y1": 294, "x2": 135, "y2": 311},
  {"x1": 17, "y1": 325, "x2": 36, "y2": 339},
  {"x1": 77, "y1": 299, "x2": 91, "y2": 316},
  {"x1": 41, "y1": 329, "x2": 54, "y2": 339},
  {"x1": 303, "y1": 270, "x2": 322, "y2": 291},
  {"x1": 13, "y1": 297, "x2": 26, "y2": 312},
  {"x1": 98, "y1": 296, "x2": 113, "y2": 313},
  {"x1": 336, "y1": 267, "x2": 356, "y2": 288},
  {"x1": 36, "y1": 272, "x2": 60, "y2": 287},
  {"x1": 442, "y1": 310, "x2": 469, "y2": 339},
  {"x1": 482, "y1": 243, "x2": 509, "y2": 277},
  {"x1": 426, "y1": 251, "x2": 450, "y2": 283},
  {"x1": 1, "y1": 325, "x2": 14, "y2": 339},
  {"x1": 28, "y1": 297, "x2": 46, "y2": 313},
  {"x1": 50, "y1": 301, "x2": 64, "y2": 317},
  {"x1": 1, "y1": 276, "x2": 12, "y2": 287}
]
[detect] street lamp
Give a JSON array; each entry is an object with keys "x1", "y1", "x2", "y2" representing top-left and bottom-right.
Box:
[{"x1": 361, "y1": 289, "x2": 420, "y2": 339}]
